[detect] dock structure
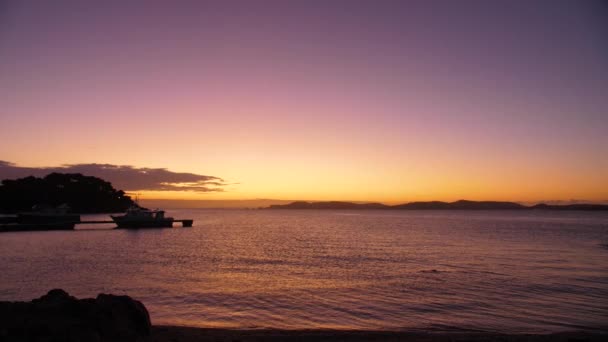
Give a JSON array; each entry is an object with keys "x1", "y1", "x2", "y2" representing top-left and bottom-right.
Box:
[
  {"x1": 78, "y1": 219, "x2": 194, "y2": 228},
  {"x1": 176, "y1": 219, "x2": 193, "y2": 227},
  {"x1": 1, "y1": 217, "x2": 194, "y2": 232}
]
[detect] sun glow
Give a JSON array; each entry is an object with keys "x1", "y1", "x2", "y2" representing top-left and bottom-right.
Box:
[{"x1": 1, "y1": 1, "x2": 606, "y2": 203}]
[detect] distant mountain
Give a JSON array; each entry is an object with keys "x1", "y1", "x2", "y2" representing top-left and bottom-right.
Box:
[
  {"x1": 268, "y1": 201, "x2": 389, "y2": 210},
  {"x1": 268, "y1": 200, "x2": 608, "y2": 210},
  {"x1": 530, "y1": 203, "x2": 608, "y2": 211},
  {"x1": 393, "y1": 200, "x2": 526, "y2": 210},
  {"x1": 140, "y1": 198, "x2": 294, "y2": 209}
]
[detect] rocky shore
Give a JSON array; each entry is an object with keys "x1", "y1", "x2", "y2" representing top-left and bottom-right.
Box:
[
  {"x1": 0, "y1": 289, "x2": 150, "y2": 341},
  {"x1": 1, "y1": 290, "x2": 605, "y2": 341}
]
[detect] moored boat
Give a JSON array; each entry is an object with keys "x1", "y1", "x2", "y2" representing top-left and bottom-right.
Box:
[
  {"x1": 1, "y1": 222, "x2": 78, "y2": 232},
  {"x1": 111, "y1": 207, "x2": 174, "y2": 228},
  {"x1": 16, "y1": 204, "x2": 79, "y2": 229},
  {"x1": 1, "y1": 204, "x2": 80, "y2": 232}
]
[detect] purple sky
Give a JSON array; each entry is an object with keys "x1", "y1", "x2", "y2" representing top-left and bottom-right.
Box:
[{"x1": 0, "y1": 0, "x2": 607, "y2": 202}]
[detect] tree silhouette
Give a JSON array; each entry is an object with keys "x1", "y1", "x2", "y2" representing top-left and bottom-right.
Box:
[{"x1": 0, "y1": 173, "x2": 136, "y2": 213}]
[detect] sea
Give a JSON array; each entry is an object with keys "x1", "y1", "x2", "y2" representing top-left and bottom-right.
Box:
[{"x1": 1, "y1": 209, "x2": 607, "y2": 333}]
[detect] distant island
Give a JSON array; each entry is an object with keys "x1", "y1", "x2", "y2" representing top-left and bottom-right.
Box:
[
  {"x1": 267, "y1": 200, "x2": 608, "y2": 211},
  {"x1": 0, "y1": 173, "x2": 137, "y2": 213}
]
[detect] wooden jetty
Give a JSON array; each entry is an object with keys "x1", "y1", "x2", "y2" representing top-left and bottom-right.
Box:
[
  {"x1": 1, "y1": 217, "x2": 194, "y2": 232},
  {"x1": 2, "y1": 206, "x2": 194, "y2": 232},
  {"x1": 79, "y1": 219, "x2": 193, "y2": 227}
]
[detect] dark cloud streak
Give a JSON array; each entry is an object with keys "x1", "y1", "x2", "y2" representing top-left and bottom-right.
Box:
[{"x1": 0, "y1": 161, "x2": 226, "y2": 192}]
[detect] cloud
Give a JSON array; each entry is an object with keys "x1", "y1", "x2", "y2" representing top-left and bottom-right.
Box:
[{"x1": 0, "y1": 161, "x2": 226, "y2": 192}]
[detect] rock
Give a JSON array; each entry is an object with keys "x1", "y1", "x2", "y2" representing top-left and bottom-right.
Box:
[
  {"x1": 96, "y1": 293, "x2": 151, "y2": 337},
  {"x1": 0, "y1": 289, "x2": 151, "y2": 342},
  {"x1": 33, "y1": 288, "x2": 76, "y2": 305}
]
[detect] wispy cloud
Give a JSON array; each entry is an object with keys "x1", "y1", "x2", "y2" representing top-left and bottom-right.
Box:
[{"x1": 0, "y1": 161, "x2": 226, "y2": 192}]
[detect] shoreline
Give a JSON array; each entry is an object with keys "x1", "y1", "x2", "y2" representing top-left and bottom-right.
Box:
[
  {"x1": 148, "y1": 326, "x2": 607, "y2": 341},
  {"x1": 2, "y1": 290, "x2": 607, "y2": 341}
]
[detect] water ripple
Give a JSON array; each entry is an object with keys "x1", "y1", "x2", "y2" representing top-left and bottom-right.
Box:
[{"x1": 1, "y1": 209, "x2": 607, "y2": 333}]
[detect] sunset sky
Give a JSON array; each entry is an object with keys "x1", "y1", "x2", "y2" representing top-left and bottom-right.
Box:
[{"x1": 1, "y1": 1, "x2": 607, "y2": 203}]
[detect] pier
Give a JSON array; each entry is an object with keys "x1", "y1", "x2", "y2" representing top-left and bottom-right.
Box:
[
  {"x1": 78, "y1": 219, "x2": 193, "y2": 227},
  {"x1": 1, "y1": 217, "x2": 194, "y2": 232}
]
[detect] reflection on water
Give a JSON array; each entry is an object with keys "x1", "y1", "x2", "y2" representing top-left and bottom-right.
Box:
[{"x1": 1, "y1": 209, "x2": 607, "y2": 333}]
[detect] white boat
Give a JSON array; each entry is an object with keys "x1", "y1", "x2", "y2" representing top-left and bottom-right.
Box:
[
  {"x1": 17, "y1": 204, "x2": 80, "y2": 228},
  {"x1": 110, "y1": 207, "x2": 174, "y2": 229}
]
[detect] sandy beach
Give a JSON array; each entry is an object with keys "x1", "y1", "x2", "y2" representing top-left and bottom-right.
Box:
[{"x1": 147, "y1": 326, "x2": 607, "y2": 342}]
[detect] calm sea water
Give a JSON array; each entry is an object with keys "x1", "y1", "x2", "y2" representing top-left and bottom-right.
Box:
[{"x1": 1, "y1": 209, "x2": 607, "y2": 333}]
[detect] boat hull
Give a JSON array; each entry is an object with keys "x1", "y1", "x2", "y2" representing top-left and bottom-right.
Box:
[
  {"x1": 1, "y1": 222, "x2": 76, "y2": 232},
  {"x1": 0, "y1": 213, "x2": 80, "y2": 232},
  {"x1": 17, "y1": 213, "x2": 81, "y2": 225},
  {"x1": 111, "y1": 217, "x2": 174, "y2": 229}
]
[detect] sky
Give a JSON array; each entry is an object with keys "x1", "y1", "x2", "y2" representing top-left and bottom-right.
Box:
[{"x1": 0, "y1": 0, "x2": 607, "y2": 203}]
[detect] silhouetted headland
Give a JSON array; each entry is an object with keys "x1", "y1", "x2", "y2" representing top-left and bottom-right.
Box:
[
  {"x1": 0, "y1": 173, "x2": 195, "y2": 232},
  {"x1": 268, "y1": 200, "x2": 608, "y2": 210},
  {"x1": 0, "y1": 173, "x2": 177, "y2": 232},
  {"x1": 0, "y1": 173, "x2": 137, "y2": 214}
]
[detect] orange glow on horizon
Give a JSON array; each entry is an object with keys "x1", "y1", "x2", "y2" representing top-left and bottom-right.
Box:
[{"x1": 1, "y1": 1, "x2": 606, "y2": 204}]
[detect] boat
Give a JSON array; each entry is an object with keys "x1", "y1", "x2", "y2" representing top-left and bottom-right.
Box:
[
  {"x1": 0, "y1": 221, "x2": 78, "y2": 232},
  {"x1": 110, "y1": 206, "x2": 174, "y2": 228},
  {"x1": 17, "y1": 204, "x2": 80, "y2": 229},
  {"x1": 1, "y1": 204, "x2": 81, "y2": 232}
]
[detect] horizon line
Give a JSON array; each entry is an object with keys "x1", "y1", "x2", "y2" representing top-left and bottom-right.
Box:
[{"x1": 139, "y1": 198, "x2": 608, "y2": 206}]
